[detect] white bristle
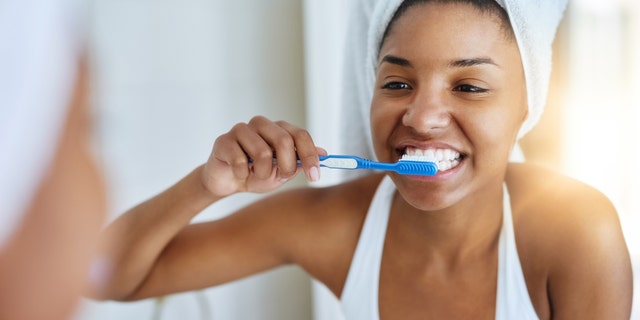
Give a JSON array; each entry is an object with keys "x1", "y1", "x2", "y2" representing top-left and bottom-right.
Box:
[
  {"x1": 401, "y1": 154, "x2": 437, "y2": 162},
  {"x1": 400, "y1": 154, "x2": 439, "y2": 170}
]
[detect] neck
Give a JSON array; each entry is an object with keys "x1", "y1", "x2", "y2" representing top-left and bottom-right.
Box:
[{"x1": 389, "y1": 182, "x2": 504, "y2": 262}]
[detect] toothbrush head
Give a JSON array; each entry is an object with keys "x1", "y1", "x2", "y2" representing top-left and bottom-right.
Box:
[{"x1": 397, "y1": 155, "x2": 439, "y2": 176}]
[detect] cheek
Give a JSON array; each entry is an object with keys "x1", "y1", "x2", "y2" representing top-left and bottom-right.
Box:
[
  {"x1": 369, "y1": 99, "x2": 400, "y2": 157},
  {"x1": 504, "y1": 91, "x2": 529, "y2": 140},
  {"x1": 465, "y1": 101, "x2": 527, "y2": 160}
]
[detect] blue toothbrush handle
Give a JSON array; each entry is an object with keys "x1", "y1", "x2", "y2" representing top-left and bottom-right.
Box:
[
  {"x1": 318, "y1": 155, "x2": 438, "y2": 176},
  {"x1": 249, "y1": 155, "x2": 438, "y2": 176}
]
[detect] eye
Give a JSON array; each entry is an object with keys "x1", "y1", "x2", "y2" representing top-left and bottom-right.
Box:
[
  {"x1": 382, "y1": 81, "x2": 412, "y2": 90},
  {"x1": 453, "y1": 84, "x2": 488, "y2": 93}
]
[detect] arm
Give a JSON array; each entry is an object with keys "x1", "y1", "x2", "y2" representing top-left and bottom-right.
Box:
[
  {"x1": 91, "y1": 165, "x2": 220, "y2": 300},
  {"x1": 547, "y1": 188, "x2": 632, "y2": 319},
  {"x1": 91, "y1": 116, "x2": 325, "y2": 301}
]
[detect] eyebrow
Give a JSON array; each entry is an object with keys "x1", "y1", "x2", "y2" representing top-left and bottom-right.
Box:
[
  {"x1": 380, "y1": 55, "x2": 499, "y2": 69},
  {"x1": 380, "y1": 55, "x2": 413, "y2": 68},
  {"x1": 448, "y1": 58, "x2": 499, "y2": 68}
]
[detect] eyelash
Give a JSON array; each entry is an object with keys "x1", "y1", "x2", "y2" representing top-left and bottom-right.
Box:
[
  {"x1": 381, "y1": 82, "x2": 488, "y2": 94},
  {"x1": 453, "y1": 84, "x2": 488, "y2": 93},
  {"x1": 381, "y1": 81, "x2": 411, "y2": 90}
]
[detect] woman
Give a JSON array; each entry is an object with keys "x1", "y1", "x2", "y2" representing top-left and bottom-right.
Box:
[{"x1": 94, "y1": 0, "x2": 633, "y2": 318}]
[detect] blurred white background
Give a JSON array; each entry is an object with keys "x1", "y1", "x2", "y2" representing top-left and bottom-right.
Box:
[
  {"x1": 73, "y1": 0, "x2": 639, "y2": 319},
  {"x1": 76, "y1": 0, "x2": 316, "y2": 319}
]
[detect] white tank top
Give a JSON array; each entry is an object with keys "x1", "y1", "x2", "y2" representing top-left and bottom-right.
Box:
[{"x1": 341, "y1": 176, "x2": 539, "y2": 319}]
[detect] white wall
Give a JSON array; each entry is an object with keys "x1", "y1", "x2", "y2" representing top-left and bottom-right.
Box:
[
  {"x1": 75, "y1": 0, "x2": 312, "y2": 319},
  {"x1": 301, "y1": 1, "x2": 349, "y2": 319},
  {"x1": 564, "y1": 2, "x2": 640, "y2": 318}
]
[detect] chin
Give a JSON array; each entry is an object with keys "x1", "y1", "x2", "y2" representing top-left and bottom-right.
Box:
[{"x1": 391, "y1": 177, "x2": 467, "y2": 212}]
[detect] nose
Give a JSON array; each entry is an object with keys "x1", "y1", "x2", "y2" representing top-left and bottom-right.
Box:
[{"x1": 401, "y1": 90, "x2": 451, "y2": 133}]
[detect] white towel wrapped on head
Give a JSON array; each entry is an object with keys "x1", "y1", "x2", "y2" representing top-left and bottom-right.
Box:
[{"x1": 339, "y1": 0, "x2": 568, "y2": 168}]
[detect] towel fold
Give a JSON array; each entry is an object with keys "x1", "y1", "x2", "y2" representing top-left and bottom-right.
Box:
[{"x1": 339, "y1": 0, "x2": 567, "y2": 168}]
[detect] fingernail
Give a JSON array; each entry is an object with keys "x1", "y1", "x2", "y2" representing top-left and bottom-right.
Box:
[
  {"x1": 309, "y1": 166, "x2": 320, "y2": 182},
  {"x1": 279, "y1": 178, "x2": 289, "y2": 183}
]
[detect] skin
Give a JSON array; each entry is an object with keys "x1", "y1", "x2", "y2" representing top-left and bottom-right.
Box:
[
  {"x1": 0, "y1": 60, "x2": 107, "y2": 320},
  {"x1": 92, "y1": 3, "x2": 633, "y2": 319}
]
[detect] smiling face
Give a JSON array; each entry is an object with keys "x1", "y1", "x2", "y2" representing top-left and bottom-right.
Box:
[{"x1": 371, "y1": 1, "x2": 527, "y2": 211}]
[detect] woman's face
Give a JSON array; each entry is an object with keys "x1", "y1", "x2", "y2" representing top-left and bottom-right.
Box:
[{"x1": 371, "y1": 2, "x2": 527, "y2": 211}]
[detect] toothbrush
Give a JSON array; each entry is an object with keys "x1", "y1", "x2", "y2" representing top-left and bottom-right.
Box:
[
  {"x1": 317, "y1": 155, "x2": 439, "y2": 176},
  {"x1": 250, "y1": 154, "x2": 439, "y2": 176}
]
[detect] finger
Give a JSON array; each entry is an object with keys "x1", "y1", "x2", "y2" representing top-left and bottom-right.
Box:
[
  {"x1": 233, "y1": 122, "x2": 275, "y2": 180},
  {"x1": 212, "y1": 132, "x2": 250, "y2": 181},
  {"x1": 276, "y1": 121, "x2": 321, "y2": 182},
  {"x1": 250, "y1": 117, "x2": 298, "y2": 179},
  {"x1": 316, "y1": 146, "x2": 328, "y2": 156}
]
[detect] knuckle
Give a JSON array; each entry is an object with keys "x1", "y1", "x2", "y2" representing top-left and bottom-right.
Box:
[
  {"x1": 231, "y1": 122, "x2": 247, "y2": 131},
  {"x1": 212, "y1": 135, "x2": 232, "y2": 154},
  {"x1": 213, "y1": 134, "x2": 226, "y2": 147},
  {"x1": 274, "y1": 120, "x2": 289, "y2": 127},
  {"x1": 292, "y1": 129, "x2": 312, "y2": 144},
  {"x1": 230, "y1": 156, "x2": 248, "y2": 167},
  {"x1": 275, "y1": 133, "x2": 294, "y2": 149},
  {"x1": 249, "y1": 115, "x2": 268, "y2": 126},
  {"x1": 256, "y1": 149, "x2": 274, "y2": 161},
  {"x1": 300, "y1": 154, "x2": 318, "y2": 163},
  {"x1": 229, "y1": 123, "x2": 249, "y2": 136}
]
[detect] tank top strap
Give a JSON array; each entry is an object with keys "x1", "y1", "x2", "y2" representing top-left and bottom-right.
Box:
[
  {"x1": 340, "y1": 175, "x2": 395, "y2": 320},
  {"x1": 495, "y1": 183, "x2": 539, "y2": 319}
]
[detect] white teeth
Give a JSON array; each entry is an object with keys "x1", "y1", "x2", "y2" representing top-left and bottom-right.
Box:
[
  {"x1": 403, "y1": 147, "x2": 462, "y2": 172},
  {"x1": 438, "y1": 161, "x2": 452, "y2": 171},
  {"x1": 401, "y1": 154, "x2": 437, "y2": 162},
  {"x1": 424, "y1": 149, "x2": 435, "y2": 159},
  {"x1": 444, "y1": 149, "x2": 455, "y2": 160}
]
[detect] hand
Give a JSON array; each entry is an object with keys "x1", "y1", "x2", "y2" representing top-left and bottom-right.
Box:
[{"x1": 202, "y1": 116, "x2": 326, "y2": 197}]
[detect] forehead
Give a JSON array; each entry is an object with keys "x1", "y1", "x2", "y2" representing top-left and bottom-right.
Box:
[{"x1": 379, "y1": 2, "x2": 519, "y2": 67}]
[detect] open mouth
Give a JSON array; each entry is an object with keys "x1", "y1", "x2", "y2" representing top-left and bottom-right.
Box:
[{"x1": 401, "y1": 147, "x2": 465, "y2": 172}]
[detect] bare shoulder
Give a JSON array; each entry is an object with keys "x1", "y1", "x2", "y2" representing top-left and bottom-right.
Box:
[
  {"x1": 505, "y1": 162, "x2": 625, "y2": 259},
  {"x1": 506, "y1": 162, "x2": 632, "y2": 318},
  {"x1": 506, "y1": 162, "x2": 614, "y2": 213}
]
